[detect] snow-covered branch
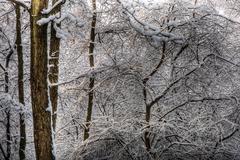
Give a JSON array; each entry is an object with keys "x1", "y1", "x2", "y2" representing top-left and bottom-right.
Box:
[
  {"x1": 41, "y1": 0, "x2": 66, "y2": 15},
  {"x1": 125, "y1": 10, "x2": 184, "y2": 44},
  {"x1": 37, "y1": 14, "x2": 58, "y2": 25}
]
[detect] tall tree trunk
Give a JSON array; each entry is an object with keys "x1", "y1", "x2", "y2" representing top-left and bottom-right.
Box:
[
  {"x1": 30, "y1": 0, "x2": 55, "y2": 159},
  {"x1": 49, "y1": 0, "x2": 61, "y2": 132},
  {"x1": 15, "y1": 4, "x2": 26, "y2": 160},
  {"x1": 83, "y1": 0, "x2": 97, "y2": 141}
]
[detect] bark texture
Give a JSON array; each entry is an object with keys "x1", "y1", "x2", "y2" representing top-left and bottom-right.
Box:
[{"x1": 30, "y1": 0, "x2": 55, "y2": 159}]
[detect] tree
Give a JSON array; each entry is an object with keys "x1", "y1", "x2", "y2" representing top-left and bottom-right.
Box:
[
  {"x1": 49, "y1": 0, "x2": 61, "y2": 132},
  {"x1": 15, "y1": 4, "x2": 26, "y2": 160},
  {"x1": 83, "y1": 0, "x2": 97, "y2": 141},
  {"x1": 71, "y1": 0, "x2": 240, "y2": 159},
  {"x1": 0, "y1": 24, "x2": 14, "y2": 160},
  {"x1": 1, "y1": 0, "x2": 240, "y2": 159},
  {"x1": 30, "y1": 0, "x2": 55, "y2": 159}
]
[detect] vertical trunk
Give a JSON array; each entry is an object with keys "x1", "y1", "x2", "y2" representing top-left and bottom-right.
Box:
[
  {"x1": 30, "y1": 0, "x2": 55, "y2": 159},
  {"x1": 83, "y1": 77, "x2": 95, "y2": 140},
  {"x1": 15, "y1": 4, "x2": 26, "y2": 160},
  {"x1": 144, "y1": 109, "x2": 151, "y2": 151},
  {"x1": 49, "y1": 0, "x2": 61, "y2": 132},
  {"x1": 143, "y1": 83, "x2": 151, "y2": 151},
  {"x1": 83, "y1": 0, "x2": 97, "y2": 140},
  {"x1": 6, "y1": 111, "x2": 11, "y2": 160}
]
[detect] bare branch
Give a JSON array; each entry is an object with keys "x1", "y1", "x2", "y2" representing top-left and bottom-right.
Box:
[
  {"x1": 158, "y1": 97, "x2": 232, "y2": 121},
  {"x1": 6, "y1": 0, "x2": 30, "y2": 12},
  {"x1": 0, "y1": 64, "x2": 5, "y2": 71},
  {"x1": 0, "y1": 143, "x2": 7, "y2": 160},
  {"x1": 147, "y1": 67, "x2": 198, "y2": 108}
]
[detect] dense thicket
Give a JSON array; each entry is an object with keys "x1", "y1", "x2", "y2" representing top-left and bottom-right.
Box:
[{"x1": 0, "y1": 0, "x2": 240, "y2": 160}]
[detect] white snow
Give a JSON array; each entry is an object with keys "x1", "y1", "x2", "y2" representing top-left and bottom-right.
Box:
[
  {"x1": 37, "y1": 14, "x2": 59, "y2": 25},
  {"x1": 42, "y1": 0, "x2": 64, "y2": 14}
]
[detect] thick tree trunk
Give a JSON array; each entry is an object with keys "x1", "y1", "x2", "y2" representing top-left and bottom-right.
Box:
[
  {"x1": 30, "y1": 0, "x2": 55, "y2": 159},
  {"x1": 15, "y1": 4, "x2": 26, "y2": 160},
  {"x1": 83, "y1": 0, "x2": 97, "y2": 141},
  {"x1": 49, "y1": 0, "x2": 61, "y2": 132}
]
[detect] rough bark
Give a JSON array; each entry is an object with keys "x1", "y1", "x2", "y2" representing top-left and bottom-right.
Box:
[
  {"x1": 15, "y1": 4, "x2": 26, "y2": 160},
  {"x1": 83, "y1": 0, "x2": 97, "y2": 140},
  {"x1": 49, "y1": 0, "x2": 61, "y2": 132},
  {"x1": 30, "y1": 0, "x2": 55, "y2": 159}
]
